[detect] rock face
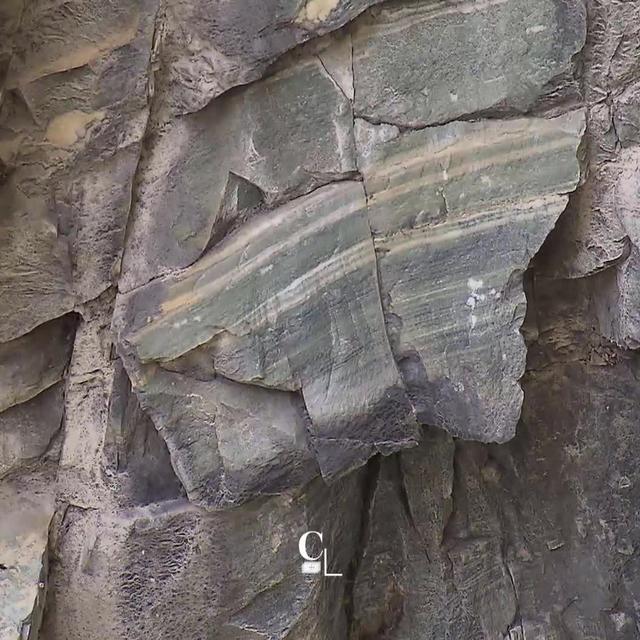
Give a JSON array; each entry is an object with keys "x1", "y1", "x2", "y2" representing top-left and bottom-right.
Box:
[
  {"x1": 357, "y1": 112, "x2": 584, "y2": 441},
  {"x1": 2, "y1": 0, "x2": 640, "y2": 639},
  {"x1": 352, "y1": 0, "x2": 586, "y2": 126}
]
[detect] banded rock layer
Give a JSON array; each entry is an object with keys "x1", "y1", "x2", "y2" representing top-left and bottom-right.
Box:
[
  {"x1": 115, "y1": 110, "x2": 584, "y2": 498},
  {"x1": 6, "y1": 0, "x2": 640, "y2": 638}
]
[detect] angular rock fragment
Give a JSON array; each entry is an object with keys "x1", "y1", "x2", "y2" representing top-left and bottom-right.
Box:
[
  {"x1": 0, "y1": 384, "x2": 64, "y2": 478},
  {"x1": 614, "y1": 80, "x2": 640, "y2": 148},
  {"x1": 0, "y1": 315, "x2": 75, "y2": 413},
  {"x1": 536, "y1": 163, "x2": 628, "y2": 279},
  {"x1": 42, "y1": 471, "x2": 364, "y2": 640},
  {"x1": 125, "y1": 365, "x2": 317, "y2": 508},
  {"x1": 0, "y1": 199, "x2": 75, "y2": 343},
  {"x1": 591, "y1": 149, "x2": 640, "y2": 349},
  {"x1": 0, "y1": 471, "x2": 55, "y2": 640},
  {"x1": 352, "y1": 0, "x2": 586, "y2": 127},
  {"x1": 153, "y1": 0, "x2": 383, "y2": 118},
  {"x1": 357, "y1": 111, "x2": 584, "y2": 441},
  {"x1": 537, "y1": 0, "x2": 640, "y2": 279},
  {"x1": 116, "y1": 182, "x2": 417, "y2": 484},
  {"x1": 121, "y1": 49, "x2": 357, "y2": 290}
]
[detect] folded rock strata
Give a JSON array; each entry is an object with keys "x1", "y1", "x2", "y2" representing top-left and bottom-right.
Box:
[
  {"x1": 116, "y1": 181, "x2": 418, "y2": 489},
  {"x1": 121, "y1": 43, "x2": 357, "y2": 291},
  {"x1": 357, "y1": 111, "x2": 585, "y2": 441},
  {"x1": 6, "y1": 0, "x2": 640, "y2": 637}
]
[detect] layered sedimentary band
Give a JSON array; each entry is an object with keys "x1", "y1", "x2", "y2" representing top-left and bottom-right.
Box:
[
  {"x1": 359, "y1": 112, "x2": 585, "y2": 440},
  {"x1": 116, "y1": 181, "x2": 418, "y2": 489}
]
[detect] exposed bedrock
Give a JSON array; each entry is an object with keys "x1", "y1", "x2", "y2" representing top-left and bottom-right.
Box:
[
  {"x1": 3, "y1": 0, "x2": 640, "y2": 638},
  {"x1": 350, "y1": 273, "x2": 640, "y2": 639}
]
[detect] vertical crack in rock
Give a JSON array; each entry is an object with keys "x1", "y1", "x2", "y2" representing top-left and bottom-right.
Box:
[
  {"x1": 118, "y1": 0, "x2": 166, "y2": 292},
  {"x1": 344, "y1": 455, "x2": 381, "y2": 639}
]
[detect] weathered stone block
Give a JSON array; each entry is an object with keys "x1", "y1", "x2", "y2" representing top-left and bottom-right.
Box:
[
  {"x1": 154, "y1": 0, "x2": 383, "y2": 117},
  {"x1": 357, "y1": 111, "x2": 584, "y2": 441},
  {"x1": 0, "y1": 471, "x2": 55, "y2": 640},
  {"x1": 42, "y1": 471, "x2": 363, "y2": 640},
  {"x1": 0, "y1": 315, "x2": 75, "y2": 413},
  {"x1": 116, "y1": 182, "x2": 417, "y2": 484},
  {"x1": 121, "y1": 50, "x2": 357, "y2": 290}
]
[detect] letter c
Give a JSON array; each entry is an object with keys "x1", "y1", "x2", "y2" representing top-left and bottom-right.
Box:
[{"x1": 299, "y1": 531, "x2": 323, "y2": 561}]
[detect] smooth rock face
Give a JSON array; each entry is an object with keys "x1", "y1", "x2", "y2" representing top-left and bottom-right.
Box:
[
  {"x1": 117, "y1": 182, "x2": 418, "y2": 483},
  {"x1": 352, "y1": 0, "x2": 586, "y2": 126},
  {"x1": 357, "y1": 112, "x2": 584, "y2": 441}
]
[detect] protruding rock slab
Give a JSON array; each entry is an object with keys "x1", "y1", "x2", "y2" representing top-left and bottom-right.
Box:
[
  {"x1": 0, "y1": 384, "x2": 64, "y2": 478},
  {"x1": 0, "y1": 315, "x2": 75, "y2": 413},
  {"x1": 352, "y1": 0, "x2": 586, "y2": 126},
  {"x1": 121, "y1": 49, "x2": 357, "y2": 290},
  {"x1": 116, "y1": 182, "x2": 417, "y2": 486},
  {"x1": 126, "y1": 365, "x2": 318, "y2": 508},
  {"x1": 357, "y1": 111, "x2": 585, "y2": 441}
]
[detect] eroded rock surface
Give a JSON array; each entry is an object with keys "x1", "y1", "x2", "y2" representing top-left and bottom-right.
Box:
[
  {"x1": 357, "y1": 112, "x2": 584, "y2": 441},
  {"x1": 3, "y1": 0, "x2": 640, "y2": 638},
  {"x1": 352, "y1": 0, "x2": 586, "y2": 126}
]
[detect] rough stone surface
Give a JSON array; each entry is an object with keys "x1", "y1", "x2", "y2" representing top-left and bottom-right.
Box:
[
  {"x1": 153, "y1": 0, "x2": 384, "y2": 118},
  {"x1": 0, "y1": 316, "x2": 75, "y2": 414},
  {"x1": 42, "y1": 471, "x2": 364, "y2": 640},
  {"x1": 357, "y1": 112, "x2": 584, "y2": 441},
  {"x1": 352, "y1": 0, "x2": 586, "y2": 127},
  {"x1": 0, "y1": 470, "x2": 55, "y2": 640},
  {"x1": 350, "y1": 274, "x2": 640, "y2": 639},
  {"x1": 121, "y1": 43, "x2": 358, "y2": 290},
  {"x1": 116, "y1": 182, "x2": 418, "y2": 484},
  {"x1": 3, "y1": 0, "x2": 640, "y2": 638}
]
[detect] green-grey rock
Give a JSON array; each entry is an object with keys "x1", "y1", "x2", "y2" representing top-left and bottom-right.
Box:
[
  {"x1": 352, "y1": 0, "x2": 586, "y2": 126},
  {"x1": 116, "y1": 182, "x2": 417, "y2": 481},
  {"x1": 121, "y1": 50, "x2": 357, "y2": 290},
  {"x1": 357, "y1": 111, "x2": 584, "y2": 441}
]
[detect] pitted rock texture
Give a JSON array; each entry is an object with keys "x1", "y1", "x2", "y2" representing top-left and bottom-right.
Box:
[{"x1": 2, "y1": 0, "x2": 640, "y2": 638}]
